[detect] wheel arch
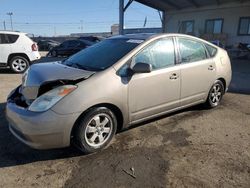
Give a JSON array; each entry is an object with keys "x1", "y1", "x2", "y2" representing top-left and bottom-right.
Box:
[
  {"x1": 8, "y1": 53, "x2": 30, "y2": 66},
  {"x1": 217, "y1": 77, "x2": 226, "y2": 93},
  {"x1": 70, "y1": 103, "x2": 124, "y2": 139}
]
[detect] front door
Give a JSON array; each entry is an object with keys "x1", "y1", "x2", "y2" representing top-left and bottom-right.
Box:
[{"x1": 128, "y1": 37, "x2": 181, "y2": 122}]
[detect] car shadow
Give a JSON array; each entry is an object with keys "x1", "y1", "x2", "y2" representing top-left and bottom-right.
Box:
[
  {"x1": 228, "y1": 73, "x2": 250, "y2": 95},
  {"x1": 0, "y1": 101, "x2": 206, "y2": 168},
  {"x1": 228, "y1": 59, "x2": 250, "y2": 95},
  {"x1": 0, "y1": 68, "x2": 19, "y2": 74}
]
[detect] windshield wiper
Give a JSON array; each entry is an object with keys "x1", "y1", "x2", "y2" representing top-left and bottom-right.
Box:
[
  {"x1": 64, "y1": 60, "x2": 101, "y2": 72},
  {"x1": 74, "y1": 63, "x2": 91, "y2": 71},
  {"x1": 74, "y1": 63, "x2": 103, "y2": 72}
]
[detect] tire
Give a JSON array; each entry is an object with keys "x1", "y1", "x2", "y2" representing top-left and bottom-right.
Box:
[
  {"x1": 205, "y1": 80, "x2": 225, "y2": 108},
  {"x1": 74, "y1": 107, "x2": 117, "y2": 154},
  {"x1": 9, "y1": 56, "x2": 29, "y2": 73},
  {"x1": 51, "y1": 50, "x2": 57, "y2": 57}
]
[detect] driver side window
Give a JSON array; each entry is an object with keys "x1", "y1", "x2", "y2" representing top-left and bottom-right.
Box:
[{"x1": 133, "y1": 38, "x2": 175, "y2": 70}]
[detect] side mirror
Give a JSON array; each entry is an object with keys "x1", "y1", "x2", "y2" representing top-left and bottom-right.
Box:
[{"x1": 132, "y1": 63, "x2": 152, "y2": 73}]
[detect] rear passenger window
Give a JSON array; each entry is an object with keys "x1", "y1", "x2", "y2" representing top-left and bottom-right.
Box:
[
  {"x1": 134, "y1": 38, "x2": 175, "y2": 70},
  {"x1": 205, "y1": 44, "x2": 217, "y2": 57},
  {"x1": 178, "y1": 38, "x2": 207, "y2": 63},
  {"x1": 0, "y1": 34, "x2": 19, "y2": 44},
  {"x1": 0, "y1": 34, "x2": 9, "y2": 44},
  {"x1": 7, "y1": 34, "x2": 19, "y2": 43}
]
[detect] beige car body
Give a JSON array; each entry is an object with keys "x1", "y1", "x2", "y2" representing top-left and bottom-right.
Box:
[{"x1": 6, "y1": 33, "x2": 232, "y2": 149}]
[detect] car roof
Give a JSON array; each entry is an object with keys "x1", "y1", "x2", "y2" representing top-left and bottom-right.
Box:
[
  {"x1": 110, "y1": 33, "x2": 156, "y2": 40},
  {"x1": 0, "y1": 30, "x2": 26, "y2": 35},
  {"x1": 110, "y1": 33, "x2": 219, "y2": 49}
]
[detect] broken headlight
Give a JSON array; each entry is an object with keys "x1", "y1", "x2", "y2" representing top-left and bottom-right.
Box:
[{"x1": 28, "y1": 85, "x2": 77, "y2": 112}]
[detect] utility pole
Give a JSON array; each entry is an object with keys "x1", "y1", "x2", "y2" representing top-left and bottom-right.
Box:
[
  {"x1": 3, "y1": 21, "x2": 6, "y2": 30},
  {"x1": 7, "y1": 12, "x2": 13, "y2": 31},
  {"x1": 80, "y1": 20, "x2": 83, "y2": 33},
  {"x1": 54, "y1": 26, "x2": 57, "y2": 37}
]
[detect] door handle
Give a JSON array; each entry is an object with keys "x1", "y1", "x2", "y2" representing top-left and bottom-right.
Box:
[
  {"x1": 208, "y1": 65, "x2": 215, "y2": 71},
  {"x1": 170, "y1": 73, "x2": 178, "y2": 80}
]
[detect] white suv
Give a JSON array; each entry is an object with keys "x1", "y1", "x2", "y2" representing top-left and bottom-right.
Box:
[{"x1": 0, "y1": 31, "x2": 41, "y2": 73}]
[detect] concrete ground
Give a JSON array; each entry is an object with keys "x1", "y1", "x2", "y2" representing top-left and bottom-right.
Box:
[{"x1": 0, "y1": 59, "x2": 249, "y2": 188}]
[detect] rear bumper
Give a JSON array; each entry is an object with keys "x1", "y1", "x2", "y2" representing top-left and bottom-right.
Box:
[
  {"x1": 28, "y1": 51, "x2": 41, "y2": 62},
  {"x1": 6, "y1": 101, "x2": 80, "y2": 150}
]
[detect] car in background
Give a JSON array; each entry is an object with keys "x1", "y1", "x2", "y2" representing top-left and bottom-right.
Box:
[
  {"x1": 0, "y1": 31, "x2": 40, "y2": 73},
  {"x1": 78, "y1": 36, "x2": 103, "y2": 42},
  {"x1": 48, "y1": 39, "x2": 95, "y2": 57},
  {"x1": 37, "y1": 39, "x2": 60, "y2": 51},
  {"x1": 6, "y1": 33, "x2": 231, "y2": 153}
]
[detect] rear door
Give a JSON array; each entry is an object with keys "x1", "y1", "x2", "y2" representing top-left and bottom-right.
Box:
[
  {"x1": 0, "y1": 34, "x2": 11, "y2": 64},
  {"x1": 176, "y1": 37, "x2": 217, "y2": 106},
  {"x1": 128, "y1": 37, "x2": 181, "y2": 122}
]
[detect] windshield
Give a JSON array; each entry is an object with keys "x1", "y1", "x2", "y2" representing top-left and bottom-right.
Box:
[
  {"x1": 63, "y1": 38, "x2": 143, "y2": 71},
  {"x1": 81, "y1": 40, "x2": 95, "y2": 46}
]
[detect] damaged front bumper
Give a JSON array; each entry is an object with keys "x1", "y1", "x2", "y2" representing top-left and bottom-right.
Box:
[{"x1": 6, "y1": 86, "x2": 80, "y2": 150}]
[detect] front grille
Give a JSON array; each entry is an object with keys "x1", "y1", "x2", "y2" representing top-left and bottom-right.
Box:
[{"x1": 8, "y1": 86, "x2": 29, "y2": 108}]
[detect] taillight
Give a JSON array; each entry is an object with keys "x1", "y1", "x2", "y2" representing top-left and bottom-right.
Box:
[{"x1": 32, "y1": 43, "x2": 38, "y2": 51}]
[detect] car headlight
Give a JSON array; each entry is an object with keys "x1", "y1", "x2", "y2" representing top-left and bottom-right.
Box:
[{"x1": 28, "y1": 85, "x2": 77, "y2": 112}]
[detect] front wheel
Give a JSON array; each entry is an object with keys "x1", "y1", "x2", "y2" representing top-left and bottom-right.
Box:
[
  {"x1": 74, "y1": 107, "x2": 117, "y2": 154},
  {"x1": 205, "y1": 80, "x2": 225, "y2": 108}
]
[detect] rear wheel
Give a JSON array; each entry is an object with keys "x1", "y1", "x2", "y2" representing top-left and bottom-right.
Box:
[
  {"x1": 9, "y1": 56, "x2": 29, "y2": 73},
  {"x1": 205, "y1": 80, "x2": 225, "y2": 108},
  {"x1": 74, "y1": 107, "x2": 117, "y2": 154}
]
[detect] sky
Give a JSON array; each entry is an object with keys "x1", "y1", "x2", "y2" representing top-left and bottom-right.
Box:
[{"x1": 0, "y1": 0, "x2": 162, "y2": 36}]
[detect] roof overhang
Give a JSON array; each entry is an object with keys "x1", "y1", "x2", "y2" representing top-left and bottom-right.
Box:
[{"x1": 135, "y1": 0, "x2": 250, "y2": 11}]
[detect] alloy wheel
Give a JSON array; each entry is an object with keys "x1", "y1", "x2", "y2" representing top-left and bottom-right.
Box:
[
  {"x1": 84, "y1": 113, "x2": 113, "y2": 148},
  {"x1": 12, "y1": 58, "x2": 27, "y2": 72},
  {"x1": 210, "y1": 83, "x2": 223, "y2": 106}
]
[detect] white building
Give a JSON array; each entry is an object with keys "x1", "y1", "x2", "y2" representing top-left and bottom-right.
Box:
[{"x1": 119, "y1": 0, "x2": 250, "y2": 46}]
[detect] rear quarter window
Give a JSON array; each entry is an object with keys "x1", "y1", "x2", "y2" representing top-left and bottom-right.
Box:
[
  {"x1": 205, "y1": 44, "x2": 217, "y2": 57},
  {"x1": 178, "y1": 38, "x2": 207, "y2": 63}
]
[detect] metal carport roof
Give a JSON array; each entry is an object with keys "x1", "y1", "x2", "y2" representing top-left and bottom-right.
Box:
[{"x1": 135, "y1": 0, "x2": 249, "y2": 11}]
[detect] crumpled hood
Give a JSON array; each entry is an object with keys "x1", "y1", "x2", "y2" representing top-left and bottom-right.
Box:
[{"x1": 21, "y1": 62, "x2": 95, "y2": 100}]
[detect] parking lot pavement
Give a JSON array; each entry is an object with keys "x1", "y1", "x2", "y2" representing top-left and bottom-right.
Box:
[{"x1": 0, "y1": 59, "x2": 249, "y2": 188}]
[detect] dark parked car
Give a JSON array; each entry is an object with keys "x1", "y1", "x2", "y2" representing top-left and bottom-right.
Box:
[
  {"x1": 37, "y1": 40, "x2": 60, "y2": 51},
  {"x1": 48, "y1": 39, "x2": 94, "y2": 57},
  {"x1": 78, "y1": 36, "x2": 103, "y2": 42}
]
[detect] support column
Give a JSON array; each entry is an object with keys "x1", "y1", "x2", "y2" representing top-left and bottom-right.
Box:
[
  {"x1": 119, "y1": 0, "x2": 124, "y2": 35},
  {"x1": 162, "y1": 11, "x2": 167, "y2": 33}
]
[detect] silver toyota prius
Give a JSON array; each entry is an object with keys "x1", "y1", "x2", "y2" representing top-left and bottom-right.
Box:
[{"x1": 6, "y1": 33, "x2": 232, "y2": 153}]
